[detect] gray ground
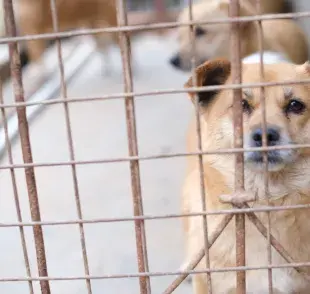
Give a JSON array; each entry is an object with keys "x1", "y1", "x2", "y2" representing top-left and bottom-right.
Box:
[{"x1": 0, "y1": 33, "x2": 194, "y2": 293}]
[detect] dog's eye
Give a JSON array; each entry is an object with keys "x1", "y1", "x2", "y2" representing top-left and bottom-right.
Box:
[
  {"x1": 195, "y1": 27, "x2": 206, "y2": 37},
  {"x1": 242, "y1": 99, "x2": 252, "y2": 113},
  {"x1": 285, "y1": 99, "x2": 306, "y2": 115}
]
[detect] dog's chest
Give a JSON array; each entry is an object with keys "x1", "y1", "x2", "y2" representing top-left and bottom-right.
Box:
[{"x1": 204, "y1": 204, "x2": 310, "y2": 293}]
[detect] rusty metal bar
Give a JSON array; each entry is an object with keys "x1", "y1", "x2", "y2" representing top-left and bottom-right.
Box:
[
  {"x1": 0, "y1": 258, "x2": 310, "y2": 282},
  {"x1": 188, "y1": 0, "x2": 212, "y2": 290},
  {"x1": 154, "y1": 0, "x2": 166, "y2": 22},
  {"x1": 49, "y1": 0, "x2": 93, "y2": 293},
  {"x1": 1, "y1": 142, "x2": 310, "y2": 170},
  {"x1": 116, "y1": 0, "x2": 150, "y2": 293},
  {"x1": 0, "y1": 80, "x2": 34, "y2": 294},
  {"x1": 2, "y1": 77, "x2": 310, "y2": 109},
  {"x1": 229, "y1": 0, "x2": 246, "y2": 292},
  {"x1": 0, "y1": 11, "x2": 310, "y2": 44},
  {"x1": 0, "y1": 202, "x2": 309, "y2": 228},
  {"x1": 255, "y1": 0, "x2": 273, "y2": 292},
  {"x1": 3, "y1": 0, "x2": 50, "y2": 293}
]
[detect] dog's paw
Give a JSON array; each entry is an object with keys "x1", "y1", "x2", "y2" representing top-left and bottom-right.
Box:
[{"x1": 219, "y1": 190, "x2": 255, "y2": 205}]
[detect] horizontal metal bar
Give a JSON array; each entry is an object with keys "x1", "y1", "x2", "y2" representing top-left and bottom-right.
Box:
[
  {"x1": 1, "y1": 260, "x2": 310, "y2": 282},
  {"x1": 0, "y1": 11, "x2": 310, "y2": 44},
  {"x1": 0, "y1": 143, "x2": 309, "y2": 170},
  {"x1": 1, "y1": 78, "x2": 310, "y2": 109},
  {"x1": 0, "y1": 202, "x2": 309, "y2": 227}
]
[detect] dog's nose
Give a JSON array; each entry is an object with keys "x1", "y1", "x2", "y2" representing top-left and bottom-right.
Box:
[
  {"x1": 251, "y1": 127, "x2": 280, "y2": 147},
  {"x1": 170, "y1": 55, "x2": 181, "y2": 68}
]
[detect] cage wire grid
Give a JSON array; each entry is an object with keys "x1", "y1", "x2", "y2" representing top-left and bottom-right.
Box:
[{"x1": 1, "y1": 0, "x2": 310, "y2": 294}]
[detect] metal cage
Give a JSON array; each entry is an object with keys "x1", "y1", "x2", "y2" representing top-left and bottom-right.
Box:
[{"x1": 1, "y1": 0, "x2": 310, "y2": 293}]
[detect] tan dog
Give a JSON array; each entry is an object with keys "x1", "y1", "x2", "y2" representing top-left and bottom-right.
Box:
[
  {"x1": 16, "y1": 0, "x2": 119, "y2": 71},
  {"x1": 170, "y1": 0, "x2": 308, "y2": 70},
  {"x1": 182, "y1": 58, "x2": 310, "y2": 293}
]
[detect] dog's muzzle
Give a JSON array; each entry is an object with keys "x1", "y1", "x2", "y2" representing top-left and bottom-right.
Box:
[
  {"x1": 169, "y1": 54, "x2": 181, "y2": 69},
  {"x1": 245, "y1": 126, "x2": 291, "y2": 168}
]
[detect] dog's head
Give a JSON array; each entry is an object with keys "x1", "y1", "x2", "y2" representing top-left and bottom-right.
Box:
[
  {"x1": 170, "y1": 0, "x2": 251, "y2": 71},
  {"x1": 185, "y1": 58, "x2": 310, "y2": 173}
]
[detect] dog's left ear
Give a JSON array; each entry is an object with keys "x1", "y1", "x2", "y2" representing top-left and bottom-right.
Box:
[{"x1": 184, "y1": 58, "x2": 231, "y2": 107}]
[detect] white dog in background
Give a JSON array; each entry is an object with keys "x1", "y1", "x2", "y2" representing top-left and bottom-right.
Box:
[{"x1": 242, "y1": 51, "x2": 289, "y2": 64}]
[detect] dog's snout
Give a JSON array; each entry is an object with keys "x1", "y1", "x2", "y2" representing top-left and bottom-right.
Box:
[
  {"x1": 251, "y1": 127, "x2": 280, "y2": 147},
  {"x1": 170, "y1": 55, "x2": 181, "y2": 68}
]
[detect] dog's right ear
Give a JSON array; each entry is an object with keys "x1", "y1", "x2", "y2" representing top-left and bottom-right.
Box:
[{"x1": 184, "y1": 58, "x2": 231, "y2": 107}]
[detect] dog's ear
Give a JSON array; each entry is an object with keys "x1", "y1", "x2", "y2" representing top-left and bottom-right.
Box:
[{"x1": 184, "y1": 58, "x2": 231, "y2": 107}]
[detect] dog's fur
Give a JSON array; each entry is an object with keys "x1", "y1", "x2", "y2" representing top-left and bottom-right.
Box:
[
  {"x1": 16, "y1": 0, "x2": 119, "y2": 64},
  {"x1": 242, "y1": 51, "x2": 289, "y2": 64},
  {"x1": 182, "y1": 58, "x2": 310, "y2": 293},
  {"x1": 170, "y1": 0, "x2": 308, "y2": 71}
]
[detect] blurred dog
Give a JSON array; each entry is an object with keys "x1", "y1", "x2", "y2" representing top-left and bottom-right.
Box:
[
  {"x1": 16, "y1": 0, "x2": 119, "y2": 70},
  {"x1": 182, "y1": 58, "x2": 310, "y2": 293},
  {"x1": 170, "y1": 0, "x2": 308, "y2": 70}
]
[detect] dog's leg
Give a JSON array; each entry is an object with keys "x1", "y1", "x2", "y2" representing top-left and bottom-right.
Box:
[
  {"x1": 26, "y1": 39, "x2": 46, "y2": 65},
  {"x1": 99, "y1": 49, "x2": 112, "y2": 77},
  {"x1": 180, "y1": 210, "x2": 193, "y2": 283},
  {"x1": 94, "y1": 34, "x2": 114, "y2": 76},
  {"x1": 127, "y1": 40, "x2": 138, "y2": 76},
  {"x1": 23, "y1": 38, "x2": 49, "y2": 81},
  {"x1": 192, "y1": 274, "x2": 208, "y2": 294}
]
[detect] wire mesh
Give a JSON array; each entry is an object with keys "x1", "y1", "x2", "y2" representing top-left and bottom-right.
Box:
[
  {"x1": 49, "y1": 0, "x2": 93, "y2": 293},
  {"x1": 0, "y1": 0, "x2": 310, "y2": 293}
]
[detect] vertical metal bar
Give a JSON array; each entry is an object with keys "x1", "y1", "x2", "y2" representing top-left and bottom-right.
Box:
[
  {"x1": 188, "y1": 0, "x2": 212, "y2": 291},
  {"x1": 154, "y1": 0, "x2": 166, "y2": 21},
  {"x1": 255, "y1": 0, "x2": 273, "y2": 292},
  {"x1": 0, "y1": 81, "x2": 34, "y2": 294},
  {"x1": 229, "y1": 0, "x2": 246, "y2": 293},
  {"x1": 154, "y1": 0, "x2": 165, "y2": 12},
  {"x1": 3, "y1": 1, "x2": 51, "y2": 293},
  {"x1": 49, "y1": 0, "x2": 92, "y2": 293},
  {"x1": 116, "y1": 1, "x2": 150, "y2": 293}
]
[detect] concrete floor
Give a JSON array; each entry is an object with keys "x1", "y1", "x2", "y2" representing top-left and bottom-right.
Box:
[{"x1": 0, "y1": 33, "x2": 194, "y2": 293}]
